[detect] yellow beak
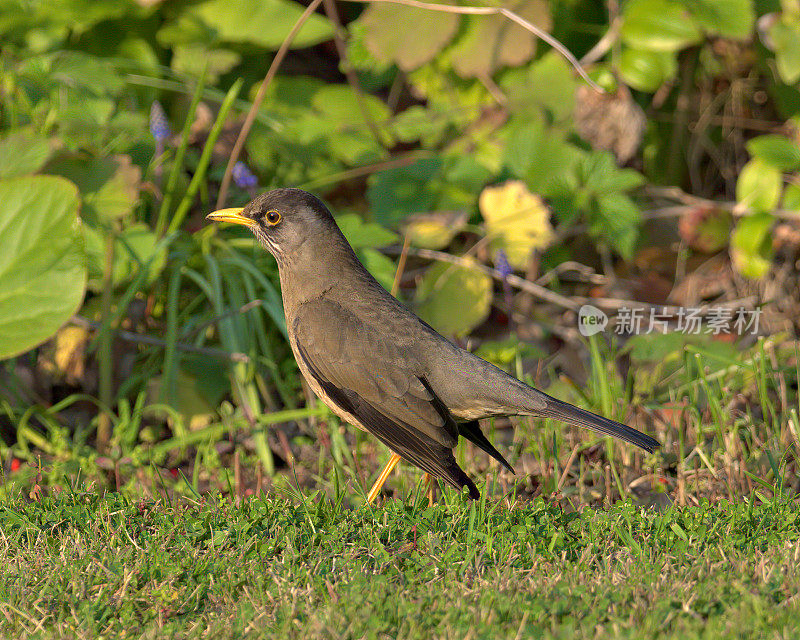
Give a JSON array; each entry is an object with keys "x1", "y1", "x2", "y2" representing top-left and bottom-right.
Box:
[{"x1": 206, "y1": 207, "x2": 257, "y2": 229}]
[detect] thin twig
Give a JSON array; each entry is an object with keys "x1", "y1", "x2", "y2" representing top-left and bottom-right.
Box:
[
  {"x1": 579, "y1": 16, "x2": 621, "y2": 66},
  {"x1": 217, "y1": 0, "x2": 325, "y2": 208},
  {"x1": 345, "y1": 0, "x2": 600, "y2": 91},
  {"x1": 384, "y1": 246, "x2": 761, "y2": 316}
]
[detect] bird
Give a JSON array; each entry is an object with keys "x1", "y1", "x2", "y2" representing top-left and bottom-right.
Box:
[{"x1": 207, "y1": 189, "x2": 659, "y2": 502}]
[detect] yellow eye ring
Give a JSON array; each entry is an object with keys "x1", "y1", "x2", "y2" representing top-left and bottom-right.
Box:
[{"x1": 265, "y1": 210, "x2": 281, "y2": 225}]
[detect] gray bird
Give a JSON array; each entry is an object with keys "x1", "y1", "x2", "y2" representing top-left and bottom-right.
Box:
[{"x1": 207, "y1": 189, "x2": 659, "y2": 501}]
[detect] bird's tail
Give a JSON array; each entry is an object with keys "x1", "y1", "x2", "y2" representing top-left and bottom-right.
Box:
[{"x1": 537, "y1": 396, "x2": 660, "y2": 453}]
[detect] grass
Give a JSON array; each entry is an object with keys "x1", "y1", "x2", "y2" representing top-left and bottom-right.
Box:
[{"x1": 1, "y1": 490, "x2": 798, "y2": 639}]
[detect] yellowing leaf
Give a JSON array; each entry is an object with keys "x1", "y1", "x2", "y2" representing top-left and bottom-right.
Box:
[
  {"x1": 403, "y1": 210, "x2": 469, "y2": 249},
  {"x1": 479, "y1": 181, "x2": 553, "y2": 269}
]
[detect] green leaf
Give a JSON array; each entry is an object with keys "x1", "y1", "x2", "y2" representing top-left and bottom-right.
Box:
[
  {"x1": 594, "y1": 193, "x2": 641, "y2": 259},
  {"x1": 359, "y1": 0, "x2": 459, "y2": 71},
  {"x1": 479, "y1": 181, "x2": 553, "y2": 268},
  {"x1": 415, "y1": 260, "x2": 492, "y2": 337},
  {"x1": 501, "y1": 51, "x2": 578, "y2": 122},
  {"x1": 684, "y1": 0, "x2": 754, "y2": 39},
  {"x1": 731, "y1": 212, "x2": 774, "y2": 279},
  {"x1": 745, "y1": 135, "x2": 800, "y2": 171},
  {"x1": 619, "y1": 48, "x2": 678, "y2": 92},
  {"x1": 181, "y1": 0, "x2": 333, "y2": 49},
  {"x1": 368, "y1": 158, "x2": 443, "y2": 226},
  {"x1": 449, "y1": 0, "x2": 551, "y2": 78},
  {"x1": 336, "y1": 214, "x2": 398, "y2": 249},
  {"x1": 735, "y1": 158, "x2": 782, "y2": 213},
  {"x1": 0, "y1": 130, "x2": 54, "y2": 178},
  {"x1": 581, "y1": 151, "x2": 645, "y2": 194},
  {"x1": 390, "y1": 106, "x2": 451, "y2": 146},
  {"x1": 768, "y1": 16, "x2": 800, "y2": 85},
  {"x1": 503, "y1": 120, "x2": 580, "y2": 195},
  {"x1": 621, "y1": 0, "x2": 703, "y2": 51},
  {"x1": 171, "y1": 45, "x2": 241, "y2": 81},
  {"x1": 783, "y1": 183, "x2": 800, "y2": 211},
  {"x1": 0, "y1": 176, "x2": 87, "y2": 360},
  {"x1": 44, "y1": 155, "x2": 140, "y2": 223}
]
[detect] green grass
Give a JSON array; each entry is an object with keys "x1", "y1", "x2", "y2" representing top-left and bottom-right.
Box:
[{"x1": 1, "y1": 490, "x2": 798, "y2": 639}]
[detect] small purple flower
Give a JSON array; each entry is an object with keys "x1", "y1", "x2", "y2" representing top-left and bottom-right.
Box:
[
  {"x1": 149, "y1": 101, "x2": 172, "y2": 142},
  {"x1": 232, "y1": 161, "x2": 258, "y2": 190},
  {"x1": 495, "y1": 250, "x2": 512, "y2": 279}
]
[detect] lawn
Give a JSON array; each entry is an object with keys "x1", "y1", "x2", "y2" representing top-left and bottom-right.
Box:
[{"x1": 1, "y1": 490, "x2": 798, "y2": 639}]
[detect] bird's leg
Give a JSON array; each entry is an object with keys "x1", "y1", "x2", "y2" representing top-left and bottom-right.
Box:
[
  {"x1": 423, "y1": 473, "x2": 435, "y2": 507},
  {"x1": 367, "y1": 452, "x2": 402, "y2": 503}
]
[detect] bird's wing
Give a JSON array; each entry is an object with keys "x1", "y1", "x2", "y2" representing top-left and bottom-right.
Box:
[{"x1": 292, "y1": 298, "x2": 476, "y2": 494}]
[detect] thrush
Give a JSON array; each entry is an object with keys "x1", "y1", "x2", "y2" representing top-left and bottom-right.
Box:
[{"x1": 208, "y1": 189, "x2": 659, "y2": 501}]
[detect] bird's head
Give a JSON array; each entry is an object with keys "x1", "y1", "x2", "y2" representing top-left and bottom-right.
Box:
[{"x1": 207, "y1": 188, "x2": 338, "y2": 260}]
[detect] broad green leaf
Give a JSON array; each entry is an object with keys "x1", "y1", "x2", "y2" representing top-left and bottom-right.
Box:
[
  {"x1": 402, "y1": 210, "x2": 469, "y2": 250},
  {"x1": 594, "y1": 193, "x2": 641, "y2": 259},
  {"x1": 619, "y1": 48, "x2": 678, "y2": 92},
  {"x1": 44, "y1": 154, "x2": 140, "y2": 223},
  {"x1": 171, "y1": 45, "x2": 241, "y2": 81},
  {"x1": 768, "y1": 17, "x2": 800, "y2": 85},
  {"x1": 502, "y1": 51, "x2": 578, "y2": 122},
  {"x1": 415, "y1": 260, "x2": 492, "y2": 337},
  {"x1": 731, "y1": 212, "x2": 774, "y2": 279},
  {"x1": 39, "y1": 0, "x2": 134, "y2": 35},
  {"x1": 368, "y1": 158, "x2": 444, "y2": 226},
  {"x1": 503, "y1": 120, "x2": 579, "y2": 195},
  {"x1": 684, "y1": 0, "x2": 754, "y2": 39},
  {"x1": 479, "y1": 181, "x2": 553, "y2": 268},
  {"x1": 621, "y1": 0, "x2": 702, "y2": 51},
  {"x1": 0, "y1": 130, "x2": 54, "y2": 178},
  {"x1": 390, "y1": 105, "x2": 451, "y2": 146},
  {"x1": 48, "y1": 51, "x2": 125, "y2": 97},
  {"x1": 182, "y1": 0, "x2": 333, "y2": 49},
  {"x1": 449, "y1": 0, "x2": 551, "y2": 78},
  {"x1": 735, "y1": 158, "x2": 782, "y2": 213},
  {"x1": 336, "y1": 214, "x2": 398, "y2": 249},
  {"x1": 745, "y1": 134, "x2": 800, "y2": 171},
  {"x1": 359, "y1": 0, "x2": 459, "y2": 71},
  {"x1": 0, "y1": 176, "x2": 86, "y2": 360},
  {"x1": 783, "y1": 183, "x2": 800, "y2": 211},
  {"x1": 581, "y1": 150, "x2": 645, "y2": 194},
  {"x1": 312, "y1": 85, "x2": 391, "y2": 122}
]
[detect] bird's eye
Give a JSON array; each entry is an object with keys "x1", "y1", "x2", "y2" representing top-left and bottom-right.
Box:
[{"x1": 265, "y1": 210, "x2": 281, "y2": 225}]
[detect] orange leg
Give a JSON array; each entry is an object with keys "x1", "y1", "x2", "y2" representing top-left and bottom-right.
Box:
[
  {"x1": 423, "y1": 473, "x2": 436, "y2": 506},
  {"x1": 367, "y1": 452, "x2": 402, "y2": 503}
]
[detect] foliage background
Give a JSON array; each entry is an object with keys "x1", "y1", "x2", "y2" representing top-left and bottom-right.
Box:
[{"x1": 0, "y1": 0, "x2": 799, "y2": 506}]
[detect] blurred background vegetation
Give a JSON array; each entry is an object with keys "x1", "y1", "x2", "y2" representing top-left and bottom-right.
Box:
[{"x1": 0, "y1": 0, "x2": 798, "y2": 505}]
